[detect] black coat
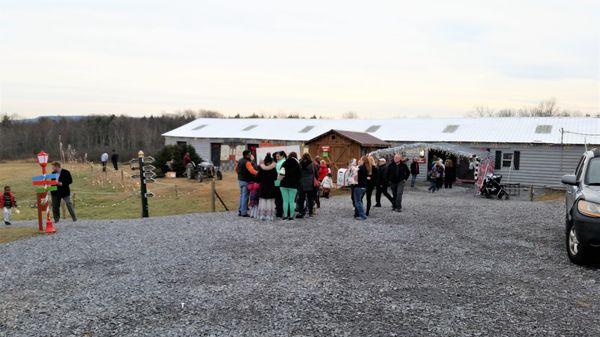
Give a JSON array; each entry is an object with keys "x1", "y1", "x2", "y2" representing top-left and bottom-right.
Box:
[
  {"x1": 357, "y1": 165, "x2": 368, "y2": 188},
  {"x1": 377, "y1": 165, "x2": 389, "y2": 186},
  {"x1": 280, "y1": 158, "x2": 301, "y2": 189},
  {"x1": 51, "y1": 169, "x2": 73, "y2": 198},
  {"x1": 299, "y1": 160, "x2": 317, "y2": 192},
  {"x1": 410, "y1": 161, "x2": 420, "y2": 175},
  {"x1": 257, "y1": 166, "x2": 277, "y2": 199},
  {"x1": 445, "y1": 166, "x2": 456, "y2": 182},
  {"x1": 387, "y1": 161, "x2": 410, "y2": 184}
]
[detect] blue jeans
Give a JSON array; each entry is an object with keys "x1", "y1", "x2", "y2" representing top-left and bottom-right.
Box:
[
  {"x1": 238, "y1": 180, "x2": 249, "y2": 215},
  {"x1": 353, "y1": 187, "x2": 367, "y2": 220},
  {"x1": 411, "y1": 174, "x2": 417, "y2": 187}
]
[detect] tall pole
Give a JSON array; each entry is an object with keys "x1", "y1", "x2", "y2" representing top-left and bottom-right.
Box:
[{"x1": 138, "y1": 150, "x2": 149, "y2": 218}]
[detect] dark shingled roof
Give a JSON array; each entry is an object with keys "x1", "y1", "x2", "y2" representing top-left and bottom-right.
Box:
[{"x1": 307, "y1": 129, "x2": 390, "y2": 148}]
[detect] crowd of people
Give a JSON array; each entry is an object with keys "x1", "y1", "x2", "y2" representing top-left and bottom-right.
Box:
[
  {"x1": 236, "y1": 149, "x2": 461, "y2": 221},
  {"x1": 236, "y1": 150, "x2": 333, "y2": 221}
]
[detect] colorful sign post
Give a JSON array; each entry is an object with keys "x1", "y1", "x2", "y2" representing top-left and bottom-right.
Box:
[{"x1": 32, "y1": 151, "x2": 56, "y2": 233}]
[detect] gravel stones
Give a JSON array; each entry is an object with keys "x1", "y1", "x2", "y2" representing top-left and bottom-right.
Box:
[{"x1": 1, "y1": 187, "x2": 598, "y2": 336}]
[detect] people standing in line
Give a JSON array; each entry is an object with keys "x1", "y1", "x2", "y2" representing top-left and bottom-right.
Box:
[
  {"x1": 444, "y1": 159, "x2": 456, "y2": 189},
  {"x1": 375, "y1": 158, "x2": 394, "y2": 207},
  {"x1": 320, "y1": 173, "x2": 333, "y2": 199},
  {"x1": 236, "y1": 150, "x2": 258, "y2": 217},
  {"x1": 387, "y1": 154, "x2": 410, "y2": 212},
  {"x1": 296, "y1": 153, "x2": 318, "y2": 219},
  {"x1": 346, "y1": 159, "x2": 359, "y2": 218},
  {"x1": 410, "y1": 157, "x2": 420, "y2": 188},
  {"x1": 279, "y1": 152, "x2": 301, "y2": 220},
  {"x1": 100, "y1": 152, "x2": 109, "y2": 172},
  {"x1": 111, "y1": 150, "x2": 119, "y2": 170},
  {"x1": 365, "y1": 156, "x2": 376, "y2": 216},
  {"x1": 3, "y1": 186, "x2": 17, "y2": 225},
  {"x1": 257, "y1": 154, "x2": 278, "y2": 221},
  {"x1": 274, "y1": 151, "x2": 287, "y2": 218},
  {"x1": 353, "y1": 156, "x2": 368, "y2": 220},
  {"x1": 50, "y1": 161, "x2": 77, "y2": 223}
]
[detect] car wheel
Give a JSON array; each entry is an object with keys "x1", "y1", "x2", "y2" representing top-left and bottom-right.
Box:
[{"x1": 566, "y1": 221, "x2": 588, "y2": 265}]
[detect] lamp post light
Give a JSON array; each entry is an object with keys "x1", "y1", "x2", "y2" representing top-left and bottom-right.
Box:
[{"x1": 37, "y1": 151, "x2": 49, "y2": 174}]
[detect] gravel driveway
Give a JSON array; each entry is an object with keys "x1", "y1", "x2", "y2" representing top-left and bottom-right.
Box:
[{"x1": 1, "y1": 187, "x2": 598, "y2": 336}]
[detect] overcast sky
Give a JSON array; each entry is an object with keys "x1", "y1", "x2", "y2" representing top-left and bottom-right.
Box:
[{"x1": 0, "y1": 0, "x2": 598, "y2": 118}]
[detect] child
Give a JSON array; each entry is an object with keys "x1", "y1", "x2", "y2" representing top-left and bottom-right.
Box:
[
  {"x1": 247, "y1": 182, "x2": 260, "y2": 219},
  {"x1": 3, "y1": 186, "x2": 17, "y2": 225},
  {"x1": 321, "y1": 173, "x2": 334, "y2": 199}
]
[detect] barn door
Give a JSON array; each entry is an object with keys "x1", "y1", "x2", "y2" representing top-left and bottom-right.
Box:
[{"x1": 210, "y1": 143, "x2": 221, "y2": 166}]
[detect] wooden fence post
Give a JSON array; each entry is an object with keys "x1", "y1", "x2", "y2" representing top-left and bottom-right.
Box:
[
  {"x1": 529, "y1": 185, "x2": 534, "y2": 201},
  {"x1": 211, "y1": 179, "x2": 216, "y2": 212}
]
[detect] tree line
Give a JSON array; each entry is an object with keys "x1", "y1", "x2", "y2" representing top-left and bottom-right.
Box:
[
  {"x1": 469, "y1": 98, "x2": 598, "y2": 118},
  {"x1": 0, "y1": 113, "x2": 199, "y2": 161},
  {"x1": 0, "y1": 109, "x2": 328, "y2": 161}
]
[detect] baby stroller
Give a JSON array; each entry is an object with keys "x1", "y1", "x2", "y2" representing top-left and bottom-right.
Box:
[{"x1": 480, "y1": 174, "x2": 509, "y2": 200}]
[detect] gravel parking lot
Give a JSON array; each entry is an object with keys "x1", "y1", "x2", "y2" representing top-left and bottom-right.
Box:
[{"x1": 1, "y1": 187, "x2": 599, "y2": 336}]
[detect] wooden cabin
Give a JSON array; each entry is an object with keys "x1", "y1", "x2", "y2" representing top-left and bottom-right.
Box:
[{"x1": 305, "y1": 129, "x2": 390, "y2": 179}]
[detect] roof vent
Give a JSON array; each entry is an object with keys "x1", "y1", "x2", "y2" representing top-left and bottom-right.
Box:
[
  {"x1": 299, "y1": 125, "x2": 315, "y2": 133},
  {"x1": 365, "y1": 125, "x2": 381, "y2": 133},
  {"x1": 535, "y1": 125, "x2": 552, "y2": 134},
  {"x1": 192, "y1": 124, "x2": 207, "y2": 131},
  {"x1": 442, "y1": 125, "x2": 460, "y2": 133},
  {"x1": 242, "y1": 125, "x2": 258, "y2": 131}
]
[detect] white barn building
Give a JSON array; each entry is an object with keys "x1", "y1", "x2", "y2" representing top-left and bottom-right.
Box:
[{"x1": 163, "y1": 117, "x2": 600, "y2": 187}]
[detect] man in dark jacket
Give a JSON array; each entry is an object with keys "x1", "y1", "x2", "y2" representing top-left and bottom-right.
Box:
[
  {"x1": 111, "y1": 150, "x2": 120, "y2": 170},
  {"x1": 236, "y1": 150, "x2": 258, "y2": 217},
  {"x1": 50, "y1": 161, "x2": 77, "y2": 223},
  {"x1": 375, "y1": 158, "x2": 394, "y2": 207},
  {"x1": 387, "y1": 154, "x2": 410, "y2": 212}
]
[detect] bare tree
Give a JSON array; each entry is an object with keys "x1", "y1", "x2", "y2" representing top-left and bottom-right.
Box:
[{"x1": 342, "y1": 111, "x2": 359, "y2": 119}]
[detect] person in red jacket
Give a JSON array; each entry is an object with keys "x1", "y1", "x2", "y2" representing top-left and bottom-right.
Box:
[{"x1": 3, "y1": 186, "x2": 17, "y2": 225}]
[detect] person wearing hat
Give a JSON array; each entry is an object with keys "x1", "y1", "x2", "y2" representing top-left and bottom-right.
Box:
[{"x1": 50, "y1": 161, "x2": 77, "y2": 223}]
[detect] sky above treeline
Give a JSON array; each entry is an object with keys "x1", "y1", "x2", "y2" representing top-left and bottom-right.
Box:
[{"x1": 0, "y1": 0, "x2": 598, "y2": 118}]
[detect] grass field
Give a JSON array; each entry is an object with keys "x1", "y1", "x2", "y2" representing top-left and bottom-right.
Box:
[{"x1": 0, "y1": 160, "x2": 240, "y2": 223}]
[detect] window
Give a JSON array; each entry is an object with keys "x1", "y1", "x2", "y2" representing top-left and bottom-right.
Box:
[
  {"x1": 192, "y1": 124, "x2": 207, "y2": 130},
  {"x1": 242, "y1": 125, "x2": 257, "y2": 131},
  {"x1": 495, "y1": 150, "x2": 520, "y2": 169},
  {"x1": 502, "y1": 153, "x2": 513, "y2": 167},
  {"x1": 535, "y1": 125, "x2": 553, "y2": 134},
  {"x1": 176, "y1": 141, "x2": 187, "y2": 146},
  {"x1": 585, "y1": 157, "x2": 600, "y2": 185},
  {"x1": 365, "y1": 125, "x2": 381, "y2": 133},
  {"x1": 442, "y1": 125, "x2": 459, "y2": 133},
  {"x1": 299, "y1": 125, "x2": 315, "y2": 133}
]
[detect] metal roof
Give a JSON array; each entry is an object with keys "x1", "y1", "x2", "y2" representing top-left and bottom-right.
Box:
[
  {"x1": 305, "y1": 129, "x2": 390, "y2": 147},
  {"x1": 162, "y1": 117, "x2": 600, "y2": 145}
]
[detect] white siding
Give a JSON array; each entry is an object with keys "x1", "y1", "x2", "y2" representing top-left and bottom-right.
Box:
[{"x1": 492, "y1": 145, "x2": 585, "y2": 187}]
